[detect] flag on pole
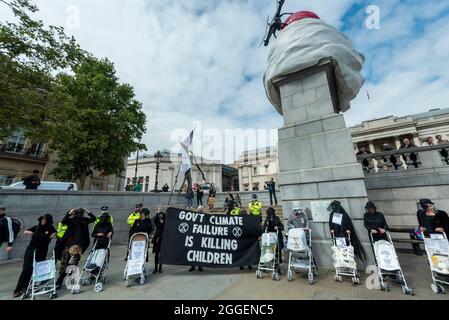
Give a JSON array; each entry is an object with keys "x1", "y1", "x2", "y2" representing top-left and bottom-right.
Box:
[
  {"x1": 366, "y1": 89, "x2": 371, "y2": 100},
  {"x1": 180, "y1": 129, "x2": 194, "y2": 174}
]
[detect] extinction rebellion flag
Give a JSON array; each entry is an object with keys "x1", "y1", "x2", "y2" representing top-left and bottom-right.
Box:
[{"x1": 160, "y1": 207, "x2": 262, "y2": 268}]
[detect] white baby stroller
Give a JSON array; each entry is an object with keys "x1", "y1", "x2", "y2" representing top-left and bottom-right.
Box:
[
  {"x1": 72, "y1": 238, "x2": 112, "y2": 294},
  {"x1": 331, "y1": 233, "x2": 360, "y2": 285},
  {"x1": 370, "y1": 231, "x2": 413, "y2": 295},
  {"x1": 22, "y1": 250, "x2": 57, "y2": 300},
  {"x1": 286, "y1": 228, "x2": 317, "y2": 285},
  {"x1": 423, "y1": 232, "x2": 449, "y2": 294},
  {"x1": 256, "y1": 230, "x2": 281, "y2": 281},
  {"x1": 124, "y1": 232, "x2": 150, "y2": 287}
]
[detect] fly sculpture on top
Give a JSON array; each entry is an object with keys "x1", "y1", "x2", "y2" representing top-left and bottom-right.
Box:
[{"x1": 261, "y1": 1, "x2": 373, "y2": 268}]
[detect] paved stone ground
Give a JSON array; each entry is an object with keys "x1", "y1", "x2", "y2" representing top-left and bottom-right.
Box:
[{"x1": 1, "y1": 244, "x2": 448, "y2": 300}]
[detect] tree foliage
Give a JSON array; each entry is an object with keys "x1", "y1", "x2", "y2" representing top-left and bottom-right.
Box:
[
  {"x1": 0, "y1": 0, "x2": 147, "y2": 187},
  {"x1": 51, "y1": 56, "x2": 146, "y2": 187}
]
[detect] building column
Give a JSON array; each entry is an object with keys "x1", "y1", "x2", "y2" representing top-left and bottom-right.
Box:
[
  {"x1": 413, "y1": 133, "x2": 421, "y2": 147},
  {"x1": 394, "y1": 136, "x2": 401, "y2": 149}
]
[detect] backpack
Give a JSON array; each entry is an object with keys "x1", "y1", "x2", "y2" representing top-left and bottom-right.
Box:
[{"x1": 9, "y1": 217, "x2": 21, "y2": 239}]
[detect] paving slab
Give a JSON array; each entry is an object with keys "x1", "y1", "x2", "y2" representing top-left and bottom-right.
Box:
[{"x1": 0, "y1": 244, "x2": 448, "y2": 300}]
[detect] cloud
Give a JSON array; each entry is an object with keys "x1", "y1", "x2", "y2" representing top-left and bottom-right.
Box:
[{"x1": 2, "y1": 0, "x2": 448, "y2": 162}]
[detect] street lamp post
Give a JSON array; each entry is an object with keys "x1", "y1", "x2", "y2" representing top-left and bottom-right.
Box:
[{"x1": 153, "y1": 150, "x2": 163, "y2": 192}]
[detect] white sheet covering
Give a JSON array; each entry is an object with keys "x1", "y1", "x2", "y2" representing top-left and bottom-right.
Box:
[{"x1": 264, "y1": 18, "x2": 365, "y2": 114}]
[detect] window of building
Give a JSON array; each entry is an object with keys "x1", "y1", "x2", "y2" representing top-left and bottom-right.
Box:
[
  {"x1": 6, "y1": 130, "x2": 27, "y2": 153},
  {"x1": 29, "y1": 143, "x2": 45, "y2": 157}
]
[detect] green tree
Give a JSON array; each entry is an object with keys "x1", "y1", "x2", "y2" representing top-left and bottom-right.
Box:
[
  {"x1": 51, "y1": 56, "x2": 146, "y2": 188},
  {"x1": 0, "y1": 0, "x2": 85, "y2": 140}
]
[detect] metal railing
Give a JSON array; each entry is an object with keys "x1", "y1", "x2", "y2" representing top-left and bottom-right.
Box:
[{"x1": 356, "y1": 144, "x2": 449, "y2": 174}]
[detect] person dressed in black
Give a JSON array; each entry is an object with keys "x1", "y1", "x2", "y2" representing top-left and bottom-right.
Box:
[
  {"x1": 162, "y1": 183, "x2": 169, "y2": 192},
  {"x1": 55, "y1": 208, "x2": 96, "y2": 289},
  {"x1": 23, "y1": 170, "x2": 41, "y2": 190},
  {"x1": 196, "y1": 186, "x2": 204, "y2": 207},
  {"x1": 329, "y1": 200, "x2": 366, "y2": 262},
  {"x1": 363, "y1": 201, "x2": 389, "y2": 242},
  {"x1": 130, "y1": 208, "x2": 153, "y2": 264},
  {"x1": 0, "y1": 206, "x2": 19, "y2": 254},
  {"x1": 152, "y1": 211, "x2": 165, "y2": 274},
  {"x1": 382, "y1": 143, "x2": 399, "y2": 170},
  {"x1": 356, "y1": 146, "x2": 372, "y2": 172},
  {"x1": 91, "y1": 211, "x2": 113, "y2": 250},
  {"x1": 417, "y1": 199, "x2": 449, "y2": 239},
  {"x1": 262, "y1": 207, "x2": 284, "y2": 263},
  {"x1": 13, "y1": 214, "x2": 56, "y2": 298},
  {"x1": 399, "y1": 138, "x2": 419, "y2": 168},
  {"x1": 267, "y1": 178, "x2": 277, "y2": 205}
]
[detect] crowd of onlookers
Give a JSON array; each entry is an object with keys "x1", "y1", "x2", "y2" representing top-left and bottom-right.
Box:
[{"x1": 356, "y1": 135, "x2": 449, "y2": 172}]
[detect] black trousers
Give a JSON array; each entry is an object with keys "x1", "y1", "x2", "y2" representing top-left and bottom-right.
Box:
[
  {"x1": 197, "y1": 195, "x2": 203, "y2": 206},
  {"x1": 15, "y1": 246, "x2": 48, "y2": 293},
  {"x1": 269, "y1": 191, "x2": 278, "y2": 205}
]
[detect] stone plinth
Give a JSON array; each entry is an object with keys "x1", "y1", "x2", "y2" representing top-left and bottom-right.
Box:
[{"x1": 274, "y1": 59, "x2": 373, "y2": 268}]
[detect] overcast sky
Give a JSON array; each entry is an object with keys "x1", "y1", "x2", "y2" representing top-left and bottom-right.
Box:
[{"x1": 2, "y1": 0, "x2": 449, "y2": 162}]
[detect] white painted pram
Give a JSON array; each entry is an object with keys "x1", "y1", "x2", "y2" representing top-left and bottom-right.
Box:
[
  {"x1": 124, "y1": 232, "x2": 150, "y2": 287},
  {"x1": 22, "y1": 250, "x2": 57, "y2": 300},
  {"x1": 256, "y1": 230, "x2": 281, "y2": 281},
  {"x1": 331, "y1": 233, "x2": 360, "y2": 285},
  {"x1": 286, "y1": 228, "x2": 317, "y2": 285},
  {"x1": 72, "y1": 238, "x2": 111, "y2": 294},
  {"x1": 423, "y1": 232, "x2": 449, "y2": 294},
  {"x1": 370, "y1": 231, "x2": 413, "y2": 295}
]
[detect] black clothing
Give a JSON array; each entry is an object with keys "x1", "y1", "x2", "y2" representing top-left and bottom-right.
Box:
[
  {"x1": 14, "y1": 218, "x2": 56, "y2": 294},
  {"x1": 131, "y1": 218, "x2": 153, "y2": 237},
  {"x1": 152, "y1": 214, "x2": 165, "y2": 271},
  {"x1": 364, "y1": 211, "x2": 389, "y2": 242},
  {"x1": 263, "y1": 212, "x2": 284, "y2": 253},
  {"x1": 356, "y1": 150, "x2": 372, "y2": 170},
  {"x1": 0, "y1": 215, "x2": 19, "y2": 246},
  {"x1": 417, "y1": 209, "x2": 449, "y2": 239},
  {"x1": 55, "y1": 210, "x2": 96, "y2": 260},
  {"x1": 382, "y1": 146, "x2": 399, "y2": 169},
  {"x1": 399, "y1": 144, "x2": 418, "y2": 168},
  {"x1": 197, "y1": 189, "x2": 204, "y2": 206},
  {"x1": 23, "y1": 175, "x2": 41, "y2": 190},
  {"x1": 329, "y1": 201, "x2": 366, "y2": 261},
  {"x1": 91, "y1": 220, "x2": 113, "y2": 249}
]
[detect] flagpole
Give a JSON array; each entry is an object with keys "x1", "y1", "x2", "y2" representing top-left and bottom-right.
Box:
[{"x1": 168, "y1": 161, "x2": 182, "y2": 207}]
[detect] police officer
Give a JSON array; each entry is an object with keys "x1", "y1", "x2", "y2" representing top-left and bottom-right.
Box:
[
  {"x1": 248, "y1": 194, "x2": 263, "y2": 217},
  {"x1": 125, "y1": 203, "x2": 143, "y2": 260},
  {"x1": 95, "y1": 206, "x2": 114, "y2": 226},
  {"x1": 228, "y1": 201, "x2": 241, "y2": 216}
]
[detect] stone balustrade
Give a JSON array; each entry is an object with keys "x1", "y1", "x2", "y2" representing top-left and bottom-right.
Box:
[{"x1": 356, "y1": 144, "x2": 449, "y2": 174}]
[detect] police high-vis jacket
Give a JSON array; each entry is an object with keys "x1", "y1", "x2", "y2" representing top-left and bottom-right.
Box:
[
  {"x1": 127, "y1": 211, "x2": 141, "y2": 227},
  {"x1": 248, "y1": 200, "x2": 262, "y2": 216}
]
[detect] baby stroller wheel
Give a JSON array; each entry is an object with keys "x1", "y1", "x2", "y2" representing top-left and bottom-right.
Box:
[
  {"x1": 21, "y1": 292, "x2": 29, "y2": 300},
  {"x1": 287, "y1": 270, "x2": 293, "y2": 282},
  {"x1": 402, "y1": 285, "x2": 413, "y2": 295},
  {"x1": 49, "y1": 293, "x2": 57, "y2": 300},
  {"x1": 335, "y1": 275, "x2": 342, "y2": 282},
  {"x1": 272, "y1": 273, "x2": 280, "y2": 281},
  {"x1": 256, "y1": 270, "x2": 263, "y2": 279},
  {"x1": 125, "y1": 280, "x2": 130, "y2": 288},
  {"x1": 431, "y1": 283, "x2": 440, "y2": 294},
  {"x1": 380, "y1": 283, "x2": 389, "y2": 292},
  {"x1": 140, "y1": 276, "x2": 145, "y2": 285},
  {"x1": 308, "y1": 273, "x2": 314, "y2": 285},
  {"x1": 94, "y1": 282, "x2": 103, "y2": 293}
]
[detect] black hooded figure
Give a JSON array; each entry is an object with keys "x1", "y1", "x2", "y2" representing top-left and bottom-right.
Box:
[
  {"x1": 328, "y1": 201, "x2": 366, "y2": 262},
  {"x1": 55, "y1": 208, "x2": 96, "y2": 288},
  {"x1": 152, "y1": 211, "x2": 165, "y2": 274},
  {"x1": 91, "y1": 213, "x2": 113, "y2": 250},
  {"x1": 262, "y1": 207, "x2": 284, "y2": 263},
  {"x1": 13, "y1": 214, "x2": 56, "y2": 297}
]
